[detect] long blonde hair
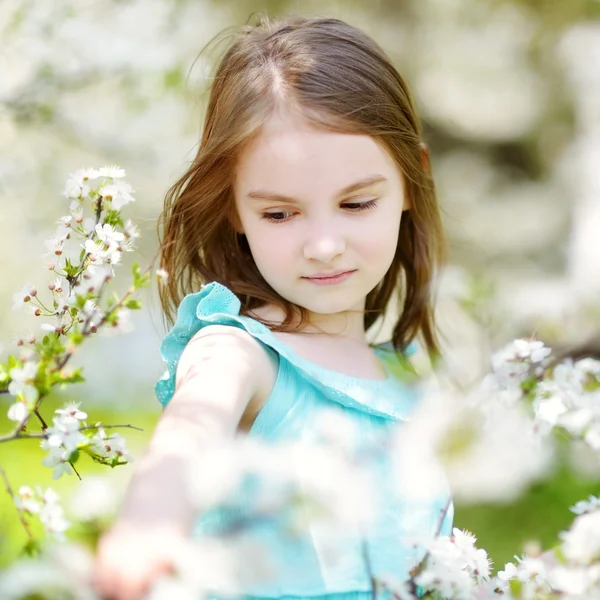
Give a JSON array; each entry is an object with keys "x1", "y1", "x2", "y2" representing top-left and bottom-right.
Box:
[{"x1": 158, "y1": 15, "x2": 446, "y2": 357}]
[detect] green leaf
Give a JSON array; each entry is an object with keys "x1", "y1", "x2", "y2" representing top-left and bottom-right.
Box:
[
  {"x1": 68, "y1": 449, "x2": 80, "y2": 464},
  {"x1": 509, "y1": 578, "x2": 523, "y2": 598},
  {"x1": 164, "y1": 66, "x2": 183, "y2": 89},
  {"x1": 21, "y1": 538, "x2": 41, "y2": 557},
  {"x1": 125, "y1": 299, "x2": 142, "y2": 310},
  {"x1": 61, "y1": 368, "x2": 85, "y2": 385},
  {"x1": 69, "y1": 331, "x2": 85, "y2": 346},
  {"x1": 104, "y1": 209, "x2": 124, "y2": 228}
]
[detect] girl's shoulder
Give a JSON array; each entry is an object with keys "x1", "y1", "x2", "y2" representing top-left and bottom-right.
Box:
[{"x1": 155, "y1": 282, "x2": 421, "y2": 422}]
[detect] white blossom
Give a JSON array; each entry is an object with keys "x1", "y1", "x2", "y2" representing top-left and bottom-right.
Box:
[
  {"x1": 8, "y1": 361, "x2": 39, "y2": 403},
  {"x1": 95, "y1": 223, "x2": 124, "y2": 247},
  {"x1": 42, "y1": 413, "x2": 88, "y2": 454},
  {"x1": 571, "y1": 495, "x2": 600, "y2": 515},
  {"x1": 36, "y1": 487, "x2": 70, "y2": 540},
  {"x1": 62, "y1": 168, "x2": 100, "y2": 199},
  {"x1": 575, "y1": 358, "x2": 600, "y2": 379},
  {"x1": 13, "y1": 486, "x2": 40, "y2": 515},
  {"x1": 124, "y1": 219, "x2": 140, "y2": 239},
  {"x1": 156, "y1": 268, "x2": 169, "y2": 283},
  {"x1": 392, "y1": 382, "x2": 552, "y2": 504},
  {"x1": 70, "y1": 205, "x2": 84, "y2": 222},
  {"x1": 79, "y1": 264, "x2": 112, "y2": 293},
  {"x1": 548, "y1": 564, "x2": 600, "y2": 596},
  {"x1": 90, "y1": 428, "x2": 133, "y2": 463},
  {"x1": 12, "y1": 282, "x2": 37, "y2": 310},
  {"x1": 81, "y1": 300, "x2": 103, "y2": 328},
  {"x1": 412, "y1": 528, "x2": 490, "y2": 599},
  {"x1": 55, "y1": 403, "x2": 87, "y2": 422},
  {"x1": 561, "y1": 508, "x2": 600, "y2": 565},
  {"x1": 99, "y1": 180, "x2": 134, "y2": 210},
  {"x1": 83, "y1": 238, "x2": 121, "y2": 265},
  {"x1": 98, "y1": 165, "x2": 126, "y2": 178},
  {"x1": 7, "y1": 401, "x2": 28, "y2": 423},
  {"x1": 101, "y1": 307, "x2": 134, "y2": 335},
  {"x1": 490, "y1": 339, "x2": 552, "y2": 388},
  {"x1": 44, "y1": 231, "x2": 69, "y2": 256},
  {"x1": 42, "y1": 448, "x2": 74, "y2": 479}
]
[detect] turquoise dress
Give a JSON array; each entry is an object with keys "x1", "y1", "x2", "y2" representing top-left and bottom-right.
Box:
[{"x1": 156, "y1": 282, "x2": 454, "y2": 600}]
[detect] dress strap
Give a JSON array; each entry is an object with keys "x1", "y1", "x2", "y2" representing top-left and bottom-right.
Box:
[{"x1": 156, "y1": 282, "x2": 420, "y2": 421}]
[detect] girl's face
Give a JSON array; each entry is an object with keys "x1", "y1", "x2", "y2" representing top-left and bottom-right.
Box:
[{"x1": 233, "y1": 112, "x2": 408, "y2": 328}]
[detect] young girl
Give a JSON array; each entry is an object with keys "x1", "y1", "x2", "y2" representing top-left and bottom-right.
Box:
[{"x1": 94, "y1": 14, "x2": 453, "y2": 600}]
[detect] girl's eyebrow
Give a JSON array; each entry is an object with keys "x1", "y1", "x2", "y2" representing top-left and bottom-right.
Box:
[{"x1": 246, "y1": 174, "x2": 388, "y2": 203}]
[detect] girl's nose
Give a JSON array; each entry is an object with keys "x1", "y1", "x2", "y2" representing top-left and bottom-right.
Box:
[{"x1": 303, "y1": 231, "x2": 346, "y2": 263}]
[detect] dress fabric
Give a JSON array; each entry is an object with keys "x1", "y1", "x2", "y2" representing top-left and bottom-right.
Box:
[{"x1": 156, "y1": 282, "x2": 454, "y2": 600}]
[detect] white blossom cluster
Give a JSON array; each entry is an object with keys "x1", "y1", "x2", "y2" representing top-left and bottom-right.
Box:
[
  {"x1": 38, "y1": 403, "x2": 133, "y2": 480},
  {"x1": 485, "y1": 339, "x2": 600, "y2": 452},
  {"x1": 3, "y1": 166, "x2": 145, "y2": 425},
  {"x1": 410, "y1": 528, "x2": 492, "y2": 599},
  {"x1": 493, "y1": 502, "x2": 600, "y2": 598},
  {"x1": 0, "y1": 167, "x2": 153, "y2": 557},
  {"x1": 13, "y1": 485, "x2": 70, "y2": 541}
]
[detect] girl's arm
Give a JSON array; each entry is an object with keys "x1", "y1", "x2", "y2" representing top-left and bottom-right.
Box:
[
  {"x1": 116, "y1": 324, "x2": 275, "y2": 527},
  {"x1": 93, "y1": 325, "x2": 277, "y2": 600}
]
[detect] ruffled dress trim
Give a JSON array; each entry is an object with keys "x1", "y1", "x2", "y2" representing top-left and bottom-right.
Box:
[{"x1": 155, "y1": 282, "x2": 420, "y2": 422}]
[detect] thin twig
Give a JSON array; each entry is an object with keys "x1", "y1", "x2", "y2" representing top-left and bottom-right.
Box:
[
  {"x1": 33, "y1": 408, "x2": 49, "y2": 430},
  {"x1": 409, "y1": 495, "x2": 454, "y2": 583},
  {"x1": 0, "y1": 423, "x2": 144, "y2": 444},
  {"x1": 0, "y1": 463, "x2": 35, "y2": 544},
  {"x1": 361, "y1": 539, "x2": 377, "y2": 600}
]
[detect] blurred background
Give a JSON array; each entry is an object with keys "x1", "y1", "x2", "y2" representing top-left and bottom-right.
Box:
[{"x1": 1, "y1": 0, "x2": 599, "y2": 575}]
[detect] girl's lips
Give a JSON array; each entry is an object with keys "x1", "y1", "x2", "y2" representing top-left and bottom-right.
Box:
[{"x1": 302, "y1": 270, "x2": 356, "y2": 285}]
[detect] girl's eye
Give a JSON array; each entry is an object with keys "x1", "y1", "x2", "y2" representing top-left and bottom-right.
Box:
[
  {"x1": 261, "y1": 211, "x2": 295, "y2": 223},
  {"x1": 260, "y1": 199, "x2": 379, "y2": 224},
  {"x1": 342, "y1": 198, "x2": 379, "y2": 211}
]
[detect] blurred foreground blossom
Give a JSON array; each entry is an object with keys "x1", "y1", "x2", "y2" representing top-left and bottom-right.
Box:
[
  {"x1": 392, "y1": 381, "x2": 553, "y2": 504},
  {"x1": 0, "y1": 542, "x2": 96, "y2": 600}
]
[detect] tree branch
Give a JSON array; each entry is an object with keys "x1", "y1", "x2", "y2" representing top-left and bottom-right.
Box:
[{"x1": 0, "y1": 463, "x2": 35, "y2": 545}]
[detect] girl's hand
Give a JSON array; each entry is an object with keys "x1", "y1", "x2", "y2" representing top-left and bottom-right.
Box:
[{"x1": 92, "y1": 521, "x2": 188, "y2": 600}]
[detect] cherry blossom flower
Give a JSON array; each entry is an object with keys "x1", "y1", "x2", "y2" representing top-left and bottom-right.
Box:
[
  {"x1": 95, "y1": 223, "x2": 125, "y2": 247},
  {"x1": 7, "y1": 401, "x2": 28, "y2": 423},
  {"x1": 42, "y1": 448, "x2": 74, "y2": 479},
  {"x1": 8, "y1": 361, "x2": 39, "y2": 403},
  {"x1": 572, "y1": 495, "x2": 600, "y2": 515},
  {"x1": 13, "y1": 486, "x2": 40, "y2": 515},
  {"x1": 12, "y1": 282, "x2": 37, "y2": 310},
  {"x1": 99, "y1": 180, "x2": 134, "y2": 210},
  {"x1": 98, "y1": 165, "x2": 126, "y2": 178},
  {"x1": 124, "y1": 219, "x2": 140, "y2": 239},
  {"x1": 55, "y1": 403, "x2": 87, "y2": 422},
  {"x1": 62, "y1": 168, "x2": 100, "y2": 199}
]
